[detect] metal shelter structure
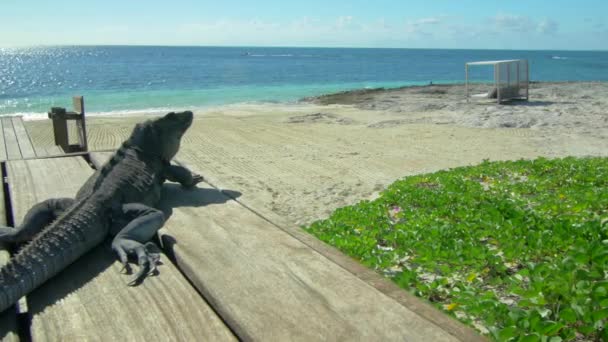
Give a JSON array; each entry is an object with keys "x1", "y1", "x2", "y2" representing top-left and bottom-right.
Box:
[{"x1": 466, "y1": 59, "x2": 529, "y2": 104}]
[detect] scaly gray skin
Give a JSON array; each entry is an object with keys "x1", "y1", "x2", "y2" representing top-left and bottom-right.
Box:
[{"x1": 0, "y1": 111, "x2": 202, "y2": 313}]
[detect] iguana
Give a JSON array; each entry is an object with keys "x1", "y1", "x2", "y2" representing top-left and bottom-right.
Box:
[{"x1": 0, "y1": 111, "x2": 202, "y2": 313}]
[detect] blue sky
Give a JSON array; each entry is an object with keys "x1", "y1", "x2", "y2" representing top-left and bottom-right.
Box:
[{"x1": 1, "y1": 0, "x2": 606, "y2": 50}]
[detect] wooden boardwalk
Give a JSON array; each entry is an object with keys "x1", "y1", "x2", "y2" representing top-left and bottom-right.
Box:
[
  {"x1": 0, "y1": 120, "x2": 484, "y2": 341},
  {"x1": 4, "y1": 158, "x2": 234, "y2": 341},
  {"x1": 0, "y1": 116, "x2": 63, "y2": 161},
  {"x1": 0, "y1": 116, "x2": 66, "y2": 342}
]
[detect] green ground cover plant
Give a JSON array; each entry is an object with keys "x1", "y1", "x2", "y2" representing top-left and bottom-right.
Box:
[{"x1": 305, "y1": 157, "x2": 608, "y2": 341}]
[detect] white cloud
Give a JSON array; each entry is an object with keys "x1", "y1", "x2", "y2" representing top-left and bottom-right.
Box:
[
  {"x1": 415, "y1": 17, "x2": 441, "y2": 25},
  {"x1": 291, "y1": 16, "x2": 321, "y2": 29},
  {"x1": 375, "y1": 18, "x2": 392, "y2": 30},
  {"x1": 403, "y1": 16, "x2": 443, "y2": 36},
  {"x1": 168, "y1": 13, "x2": 570, "y2": 49},
  {"x1": 492, "y1": 14, "x2": 535, "y2": 32},
  {"x1": 537, "y1": 18, "x2": 558, "y2": 35},
  {"x1": 335, "y1": 16, "x2": 356, "y2": 29},
  {"x1": 96, "y1": 25, "x2": 130, "y2": 34}
]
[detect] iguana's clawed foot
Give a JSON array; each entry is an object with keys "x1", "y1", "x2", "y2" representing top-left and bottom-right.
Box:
[
  {"x1": 131, "y1": 249, "x2": 160, "y2": 284},
  {"x1": 187, "y1": 174, "x2": 204, "y2": 188},
  {"x1": 112, "y1": 240, "x2": 161, "y2": 286},
  {"x1": 119, "y1": 263, "x2": 132, "y2": 275}
]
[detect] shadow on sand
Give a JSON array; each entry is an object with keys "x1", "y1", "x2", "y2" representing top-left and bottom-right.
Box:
[
  {"x1": 502, "y1": 100, "x2": 574, "y2": 106},
  {"x1": 470, "y1": 99, "x2": 574, "y2": 107}
]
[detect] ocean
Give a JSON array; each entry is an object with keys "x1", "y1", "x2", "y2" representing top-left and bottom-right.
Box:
[{"x1": 1, "y1": 46, "x2": 607, "y2": 116}]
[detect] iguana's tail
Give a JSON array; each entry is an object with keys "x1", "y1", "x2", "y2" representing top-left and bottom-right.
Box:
[{"x1": 0, "y1": 197, "x2": 107, "y2": 313}]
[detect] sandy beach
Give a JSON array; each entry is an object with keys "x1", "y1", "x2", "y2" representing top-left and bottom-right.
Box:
[{"x1": 24, "y1": 82, "x2": 608, "y2": 226}]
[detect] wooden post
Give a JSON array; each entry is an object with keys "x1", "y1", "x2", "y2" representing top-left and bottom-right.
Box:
[
  {"x1": 72, "y1": 96, "x2": 88, "y2": 152},
  {"x1": 48, "y1": 107, "x2": 69, "y2": 151}
]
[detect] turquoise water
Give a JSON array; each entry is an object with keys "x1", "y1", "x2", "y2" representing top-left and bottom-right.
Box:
[
  {"x1": 1, "y1": 46, "x2": 606, "y2": 116},
  {"x1": 4, "y1": 81, "x2": 442, "y2": 116}
]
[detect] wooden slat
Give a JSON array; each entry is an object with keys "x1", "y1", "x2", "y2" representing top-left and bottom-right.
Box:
[
  {"x1": 200, "y1": 167, "x2": 485, "y2": 342},
  {"x1": 34, "y1": 145, "x2": 65, "y2": 158},
  {"x1": 0, "y1": 120, "x2": 7, "y2": 162},
  {"x1": 32, "y1": 147, "x2": 49, "y2": 158},
  {"x1": 90, "y1": 152, "x2": 483, "y2": 342},
  {"x1": 0, "y1": 254, "x2": 19, "y2": 342},
  {"x1": 0, "y1": 162, "x2": 20, "y2": 341},
  {"x1": 89, "y1": 152, "x2": 475, "y2": 341},
  {"x1": 155, "y1": 182, "x2": 461, "y2": 341},
  {"x1": 0, "y1": 248, "x2": 20, "y2": 342},
  {"x1": 158, "y1": 182, "x2": 454, "y2": 338},
  {"x1": 11, "y1": 117, "x2": 35, "y2": 159},
  {"x1": 45, "y1": 145, "x2": 64, "y2": 157},
  {"x1": 1, "y1": 118, "x2": 20, "y2": 160},
  {"x1": 6, "y1": 157, "x2": 235, "y2": 341}
]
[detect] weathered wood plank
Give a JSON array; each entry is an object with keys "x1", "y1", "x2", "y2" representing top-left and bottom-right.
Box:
[
  {"x1": 33, "y1": 145, "x2": 65, "y2": 158},
  {"x1": 6, "y1": 157, "x2": 235, "y2": 341},
  {"x1": 88, "y1": 152, "x2": 479, "y2": 341},
  {"x1": 11, "y1": 117, "x2": 35, "y2": 159},
  {"x1": 156, "y1": 183, "x2": 461, "y2": 341},
  {"x1": 0, "y1": 248, "x2": 20, "y2": 342},
  {"x1": 159, "y1": 181, "x2": 458, "y2": 338},
  {"x1": 90, "y1": 152, "x2": 484, "y2": 342},
  {"x1": 0, "y1": 162, "x2": 20, "y2": 341},
  {"x1": 1, "y1": 118, "x2": 21, "y2": 161},
  {"x1": 0, "y1": 119, "x2": 7, "y2": 162},
  {"x1": 44, "y1": 145, "x2": 64, "y2": 156},
  {"x1": 206, "y1": 167, "x2": 486, "y2": 342},
  {"x1": 32, "y1": 146, "x2": 49, "y2": 158}
]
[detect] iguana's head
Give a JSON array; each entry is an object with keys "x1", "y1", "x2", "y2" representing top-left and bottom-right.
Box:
[{"x1": 128, "y1": 111, "x2": 193, "y2": 161}]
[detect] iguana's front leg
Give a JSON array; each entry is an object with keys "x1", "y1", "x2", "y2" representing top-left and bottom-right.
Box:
[
  {"x1": 164, "y1": 164, "x2": 204, "y2": 188},
  {"x1": 0, "y1": 198, "x2": 74, "y2": 245},
  {"x1": 111, "y1": 203, "x2": 165, "y2": 286}
]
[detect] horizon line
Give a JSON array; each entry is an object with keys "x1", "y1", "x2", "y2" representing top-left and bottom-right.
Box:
[{"x1": 1, "y1": 44, "x2": 607, "y2": 52}]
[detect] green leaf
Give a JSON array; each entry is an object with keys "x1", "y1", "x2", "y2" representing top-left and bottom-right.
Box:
[
  {"x1": 540, "y1": 321, "x2": 564, "y2": 336},
  {"x1": 558, "y1": 308, "x2": 577, "y2": 323},
  {"x1": 499, "y1": 326, "x2": 519, "y2": 340},
  {"x1": 519, "y1": 333, "x2": 541, "y2": 342},
  {"x1": 571, "y1": 304, "x2": 585, "y2": 317},
  {"x1": 578, "y1": 324, "x2": 595, "y2": 334},
  {"x1": 593, "y1": 285, "x2": 608, "y2": 298},
  {"x1": 592, "y1": 308, "x2": 608, "y2": 322}
]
